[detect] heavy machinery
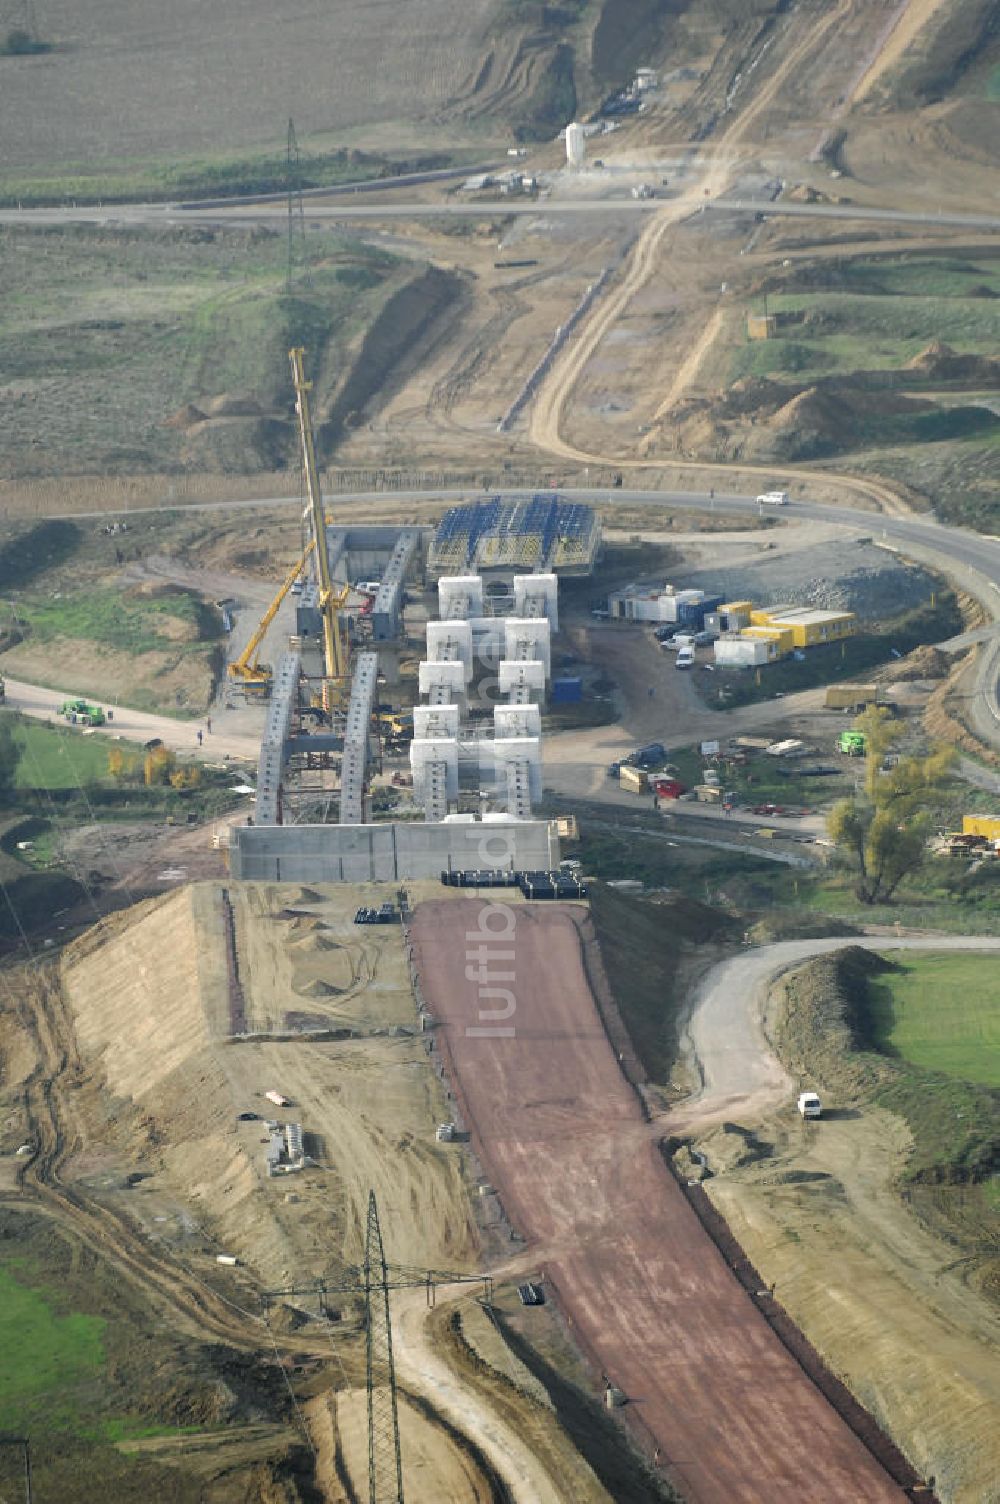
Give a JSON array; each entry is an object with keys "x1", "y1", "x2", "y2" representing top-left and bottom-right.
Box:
[
  {"x1": 59, "y1": 698, "x2": 105, "y2": 726},
  {"x1": 288, "y1": 347, "x2": 351, "y2": 705},
  {"x1": 227, "y1": 538, "x2": 315, "y2": 699}
]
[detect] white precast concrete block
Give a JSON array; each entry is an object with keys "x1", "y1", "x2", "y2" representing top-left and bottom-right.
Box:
[
  {"x1": 513, "y1": 573, "x2": 559, "y2": 632},
  {"x1": 492, "y1": 736, "x2": 543, "y2": 804},
  {"x1": 427, "y1": 618, "x2": 473, "y2": 671},
  {"x1": 438, "y1": 574, "x2": 484, "y2": 619},
  {"x1": 494, "y1": 704, "x2": 542, "y2": 739},
  {"x1": 419, "y1": 659, "x2": 469, "y2": 697},
  {"x1": 504, "y1": 617, "x2": 551, "y2": 677},
  {"x1": 413, "y1": 704, "x2": 460, "y2": 739},
  {"x1": 410, "y1": 737, "x2": 460, "y2": 801},
  {"x1": 498, "y1": 660, "x2": 546, "y2": 697}
]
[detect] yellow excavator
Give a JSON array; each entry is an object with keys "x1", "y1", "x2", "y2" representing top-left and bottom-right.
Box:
[
  {"x1": 227, "y1": 538, "x2": 315, "y2": 698},
  {"x1": 288, "y1": 346, "x2": 351, "y2": 707}
]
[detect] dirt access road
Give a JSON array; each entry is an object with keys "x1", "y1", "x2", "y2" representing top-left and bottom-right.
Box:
[
  {"x1": 2, "y1": 676, "x2": 260, "y2": 764},
  {"x1": 409, "y1": 899, "x2": 904, "y2": 1504},
  {"x1": 674, "y1": 934, "x2": 1000, "y2": 1132}
]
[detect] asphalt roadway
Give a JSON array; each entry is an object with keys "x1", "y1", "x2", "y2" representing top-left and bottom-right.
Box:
[
  {"x1": 410, "y1": 900, "x2": 906, "y2": 1503},
  {"x1": 1, "y1": 197, "x2": 999, "y2": 231}
]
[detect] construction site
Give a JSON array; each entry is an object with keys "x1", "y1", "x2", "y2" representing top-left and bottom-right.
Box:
[{"x1": 1, "y1": 0, "x2": 1000, "y2": 1501}]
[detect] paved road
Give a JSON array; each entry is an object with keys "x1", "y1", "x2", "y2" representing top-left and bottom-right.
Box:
[
  {"x1": 411, "y1": 900, "x2": 905, "y2": 1504},
  {"x1": 1, "y1": 198, "x2": 998, "y2": 230},
  {"x1": 674, "y1": 934, "x2": 1000, "y2": 1132},
  {"x1": 35, "y1": 482, "x2": 1000, "y2": 763}
]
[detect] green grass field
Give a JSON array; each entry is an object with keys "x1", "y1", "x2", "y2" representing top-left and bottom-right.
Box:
[
  {"x1": 5, "y1": 714, "x2": 133, "y2": 789},
  {"x1": 0, "y1": 225, "x2": 409, "y2": 480},
  {"x1": 16, "y1": 587, "x2": 219, "y2": 657},
  {"x1": 868, "y1": 952, "x2": 1000, "y2": 1086},
  {"x1": 0, "y1": 1265, "x2": 105, "y2": 1423}
]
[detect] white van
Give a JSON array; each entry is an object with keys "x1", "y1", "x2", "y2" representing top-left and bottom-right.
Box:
[
  {"x1": 756, "y1": 490, "x2": 789, "y2": 507},
  {"x1": 797, "y1": 1091, "x2": 822, "y2": 1119},
  {"x1": 675, "y1": 646, "x2": 695, "y2": 670}
]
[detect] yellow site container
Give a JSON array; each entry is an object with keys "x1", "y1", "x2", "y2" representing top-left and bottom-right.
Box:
[
  {"x1": 749, "y1": 608, "x2": 775, "y2": 627},
  {"x1": 720, "y1": 600, "x2": 753, "y2": 616},
  {"x1": 744, "y1": 625, "x2": 794, "y2": 657},
  {"x1": 767, "y1": 610, "x2": 856, "y2": 648},
  {"x1": 962, "y1": 815, "x2": 1000, "y2": 840},
  {"x1": 619, "y1": 765, "x2": 649, "y2": 794}
]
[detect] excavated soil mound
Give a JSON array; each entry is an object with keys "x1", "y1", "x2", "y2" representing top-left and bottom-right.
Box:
[
  {"x1": 294, "y1": 977, "x2": 339, "y2": 999},
  {"x1": 289, "y1": 932, "x2": 338, "y2": 954},
  {"x1": 163, "y1": 401, "x2": 206, "y2": 430},
  {"x1": 905, "y1": 341, "x2": 1000, "y2": 385},
  {"x1": 181, "y1": 416, "x2": 290, "y2": 474},
  {"x1": 880, "y1": 644, "x2": 950, "y2": 682}
]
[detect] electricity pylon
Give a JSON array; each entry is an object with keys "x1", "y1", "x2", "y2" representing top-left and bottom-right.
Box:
[{"x1": 364, "y1": 1191, "x2": 405, "y2": 1504}]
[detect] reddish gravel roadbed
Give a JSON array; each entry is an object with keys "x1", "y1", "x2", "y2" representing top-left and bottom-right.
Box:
[{"x1": 410, "y1": 900, "x2": 904, "y2": 1503}]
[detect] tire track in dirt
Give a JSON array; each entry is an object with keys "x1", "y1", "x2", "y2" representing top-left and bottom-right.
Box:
[
  {"x1": 12, "y1": 962, "x2": 282, "y2": 1352},
  {"x1": 524, "y1": 0, "x2": 916, "y2": 515}
]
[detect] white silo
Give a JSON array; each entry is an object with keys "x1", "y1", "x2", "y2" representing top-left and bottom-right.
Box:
[{"x1": 565, "y1": 121, "x2": 586, "y2": 169}]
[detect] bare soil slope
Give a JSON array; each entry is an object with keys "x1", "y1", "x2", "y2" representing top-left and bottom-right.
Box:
[{"x1": 61, "y1": 882, "x2": 475, "y2": 1283}]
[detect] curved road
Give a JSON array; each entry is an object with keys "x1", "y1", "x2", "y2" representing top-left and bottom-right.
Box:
[
  {"x1": 673, "y1": 933, "x2": 1000, "y2": 1132},
  {"x1": 28, "y1": 482, "x2": 1000, "y2": 758}
]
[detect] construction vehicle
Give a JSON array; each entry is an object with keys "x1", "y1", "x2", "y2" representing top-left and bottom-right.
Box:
[
  {"x1": 825, "y1": 684, "x2": 882, "y2": 713},
  {"x1": 838, "y1": 730, "x2": 866, "y2": 756},
  {"x1": 288, "y1": 347, "x2": 351, "y2": 707},
  {"x1": 228, "y1": 539, "x2": 315, "y2": 699},
  {"x1": 59, "y1": 698, "x2": 106, "y2": 726}
]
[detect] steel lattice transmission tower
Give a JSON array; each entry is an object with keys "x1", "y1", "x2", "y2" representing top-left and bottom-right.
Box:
[
  {"x1": 285, "y1": 117, "x2": 308, "y2": 293},
  {"x1": 364, "y1": 1191, "x2": 405, "y2": 1504}
]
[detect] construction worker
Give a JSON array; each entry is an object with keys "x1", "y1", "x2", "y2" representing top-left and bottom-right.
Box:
[{"x1": 197, "y1": 729, "x2": 203, "y2": 746}]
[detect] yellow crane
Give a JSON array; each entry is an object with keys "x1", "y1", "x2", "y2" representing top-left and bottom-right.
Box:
[
  {"x1": 288, "y1": 346, "x2": 350, "y2": 704},
  {"x1": 227, "y1": 538, "x2": 315, "y2": 697}
]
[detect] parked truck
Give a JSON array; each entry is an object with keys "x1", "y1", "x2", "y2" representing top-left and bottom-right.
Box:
[
  {"x1": 59, "y1": 698, "x2": 106, "y2": 727},
  {"x1": 825, "y1": 684, "x2": 882, "y2": 713},
  {"x1": 619, "y1": 765, "x2": 649, "y2": 794},
  {"x1": 631, "y1": 741, "x2": 666, "y2": 768}
]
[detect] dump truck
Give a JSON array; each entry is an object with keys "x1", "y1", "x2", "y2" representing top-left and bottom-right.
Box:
[
  {"x1": 825, "y1": 683, "x2": 882, "y2": 712},
  {"x1": 619, "y1": 765, "x2": 649, "y2": 794},
  {"x1": 59, "y1": 698, "x2": 106, "y2": 726},
  {"x1": 838, "y1": 730, "x2": 866, "y2": 756}
]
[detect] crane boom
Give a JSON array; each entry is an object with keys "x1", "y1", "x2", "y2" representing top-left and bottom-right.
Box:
[
  {"x1": 289, "y1": 346, "x2": 346, "y2": 686},
  {"x1": 227, "y1": 538, "x2": 314, "y2": 690}
]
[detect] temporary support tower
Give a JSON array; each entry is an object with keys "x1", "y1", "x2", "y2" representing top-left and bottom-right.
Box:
[{"x1": 365, "y1": 1190, "x2": 405, "y2": 1504}]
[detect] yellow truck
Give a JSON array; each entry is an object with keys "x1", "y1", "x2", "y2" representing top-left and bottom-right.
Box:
[{"x1": 619, "y1": 765, "x2": 649, "y2": 794}]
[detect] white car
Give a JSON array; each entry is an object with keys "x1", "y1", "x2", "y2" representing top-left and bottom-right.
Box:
[
  {"x1": 797, "y1": 1091, "x2": 822, "y2": 1119},
  {"x1": 675, "y1": 647, "x2": 695, "y2": 670}
]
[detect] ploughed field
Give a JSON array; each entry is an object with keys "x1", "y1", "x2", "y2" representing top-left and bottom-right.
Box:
[{"x1": 409, "y1": 898, "x2": 904, "y2": 1504}]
